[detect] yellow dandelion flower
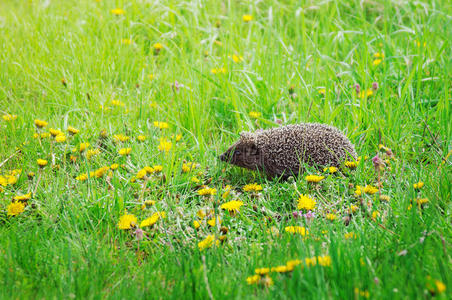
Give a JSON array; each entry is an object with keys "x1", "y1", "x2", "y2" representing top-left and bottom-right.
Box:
[
  {"x1": 248, "y1": 111, "x2": 261, "y2": 119},
  {"x1": 111, "y1": 99, "x2": 125, "y2": 107},
  {"x1": 222, "y1": 185, "x2": 232, "y2": 199},
  {"x1": 137, "y1": 135, "x2": 146, "y2": 142},
  {"x1": 372, "y1": 59, "x2": 382, "y2": 66},
  {"x1": 193, "y1": 220, "x2": 201, "y2": 229},
  {"x1": 110, "y1": 163, "x2": 119, "y2": 170},
  {"x1": 120, "y1": 39, "x2": 132, "y2": 45},
  {"x1": 113, "y1": 134, "x2": 130, "y2": 142},
  {"x1": 220, "y1": 200, "x2": 244, "y2": 213},
  {"x1": 242, "y1": 14, "x2": 253, "y2": 22},
  {"x1": 7, "y1": 201, "x2": 25, "y2": 216},
  {"x1": 136, "y1": 168, "x2": 147, "y2": 179},
  {"x1": 416, "y1": 198, "x2": 429, "y2": 205},
  {"x1": 79, "y1": 142, "x2": 90, "y2": 152},
  {"x1": 111, "y1": 8, "x2": 125, "y2": 15},
  {"x1": 305, "y1": 257, "x2": 317, "y2": 267},
  {"x1": 255, "y1": 268, "x2": 270, "y2": 275},
  {"x1": 413, "y1": 182, "x2": 424, "y2": 189},
  {"x1": 40, "y1": 132, "x2": 50, "y2": 139},
  {"x1": 323, "y1": 166, "x2": 338, "y2": 174},
  {"x1": 285, "y1": 226, "x2": 308, "y2": 236},
  {"x1": 118, "y1": 148, "x2": 132, "y2": 156},
  {"x1": 158, "y1": 139, "x2": 172, "y2": 152},
  {"x1": 55, "y1": 134, "x2": 66, "y2": 143},
  {"x1": 349, "y1": 204, "x2": 359, "y2": 213},
  {"x1": 359, "y1": 89, "x2": 373, "y2": 99},
  {"x1": 198, "y1": 187, "x2": 217, "y2": 196},
  {"x1": 246, "y1": 275, "x2": 260, "y2": 285},
  {"x1": 344, "y1": 232, "x2": 357, "y2": 239},
  {"x1": 326, "y1": 213, "x2": 337, "y2": 221},
  {"x1": 117, "y1": 214, "x2": 137, "y2": 229},
  {"x1": 3, "y1": 114, "x2": 17, "y2": 121},
  {"x1": 34, "y1": 119, "x2": 48, "y2": 128},
  {"x1": 94, "y1": 166, "x2": 110, "y2": 178},
  {"x1": 380, "y1": 195, "x2": 390, "y2": 202},
  {"x1": 140, "y1": 212, "x2": 166, "y2": 228},
  {"x1": 243, "y1": 183, "x2": 263, "y2": 192},
  {"x1": 211, "y1": 67, "x2": 227, "y2": 74},
  {"x1": 345, "y1": 161, "x2": 357, "y2": 169},
  {"x1": 76, "y1": 173, "x2": 88, "y2": 181},
  {"x1": 305, "y1": 175, "x2": 325, "y2": 183},
  {"x1": 191, "y1": 176, "x2": 200, "y2": 183},
  {"x1": 152, "y1": 165, "x2": 163, "y2": 173},
  {"x1": 13, "y1": 193, "x2": 32, "y2": 201},
  {"x1": 198, "y1": 234, "x2": 216, "y2": 251},
  {"x1": 154, "y1": 121, "x2": 169, "y2": 129},
  {"x1": 37, "y1": 159, "x2": 48, "y2": 167},
  {"x1": 297, "y1": 194, "x2": 316, "y2": 210},
  {"x1": 317, "y1": 255, "x2": 332, "y2": 267},
  {"x1": 372, "y1": 211, "x2": 380, "y2": 220},
  {"x1": 153, "y1": 43, "x2": 163, "y2": 50},
  {"x1": 207, "y1": 216, "x2": 221, "y2": 227},
  {"x1": 49, "y1": 128, "x2": 63, "y2": 137},
  {"x1": 435, "y1": 280, "x2": 446, "y2": 294},
  {"x1": 182, "y1": 162, "x2": 197, "y2": 173},
  {"x1": 86, "y1": 149, "x2": 101, "y2": 160},
  {"x1": 271, "y1": 265, "x2": 290, "y2": 273},
  {"x1": 363, "y1": 185, "x2": 378, "y2": 195},
  {"x1": 286, "y1": 259, "x2": 303, "y2": 270},
  {"x1": 318, "y1": 88, "x2": 326, "y2": 95},
  {"x1": 232, "y1": 54, "x2": 243, "y2": 63},
  {"x1": 67, "y1": 126, "x2": 79, "y2": 135}
]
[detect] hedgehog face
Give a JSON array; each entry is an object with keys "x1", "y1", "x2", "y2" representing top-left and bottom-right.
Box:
[{"x1": 220, "y1": 132, "x2": 262, "y2": 170}]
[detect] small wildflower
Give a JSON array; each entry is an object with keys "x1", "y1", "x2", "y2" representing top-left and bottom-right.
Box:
[
  {"x1": 344, "y1": 232, "x2": 357, "y2": 239},
  {"x1": 318, "y1": 88, "x2": 326, "y2": 95},
  {"x1": 363, "y1": 185, "x2": 379, "y2": 195},
  {"x1": 246, "y1": 275, "x2": 260, "y2": 285},
  {"x1": 255, "y1": 268, "x2": 270, "y2": 275},
  {"x1": 78, "y1": 142, "x2": 90, "y2": 152},
  {"x1": 242, "y1": 14, "x2": 253, "y2": 22},
  {"x1": 2, "y1": 114, "x2": 17, "y2": 121},
  {"x1": 232, "y1": 54, "x2": 243, "y2": 63},
  {"x1": 94, "y1": 166, "x2": 110, "y2": 178},
  {"x1": 111, "y1": 8, "x2": 125, "y2": 15},
  {"x1": 111, "y1": 99, "x2": 125, "y2": 107},
  {"x1": 305, "y1": 175, "x2": 325, "y2": 183},
  {"x1": 372, "y1": 211, "x2": 380, "y2": 220},
  {"x1": 37, "y1": 159, "x2": 48, "y2": 168},
  {"x1": 67, "y1": 126, "x2": 79, "y2": 135},
  {"x1": 118, "y1": 148, "x2": 132, "y2": 156},
  {"x1": 243, "y1": 183, "x2": 263, "y2": 192},
  {"x1": 359, "y1": 89, "x2": 373, "y2": 98},
  {"x1": 297, "y1": 194, "x2": 316, "y2": 210},
  {"x1": 113, "y1": 134, "x2": 130, "y2": 142},
  {"x1": 317, "y1": 256, "x2": 332, "y2": 267},
  {"x1": 49, "y1": 128, "x2": 63, "y2": 137},
  {"x1": 198, "y1": 187, "x2": 217, "y2": 196},
  {"x1": 34, "y1": 119, "x2": 48, "y2": 128},
  {"x1": 193, "y1": 220, "x2": 201, "y2": 229},
  {"x1": 379, "y1": 195, "x2": 390, "y2": 202},
  {"x1": 140, "y1": 212, "x2": 166, "y2": 228},
  {"x1": 198, "y1": 234, "x2": 217, "y2": 251},
  {"x1": 117, "y1": 214, "x2": 137, "y2": 229},
  {"x1": 345, "y1": 160, "x2": 358, "y2": 169},
  {"x1": 7, "y1": 202, "x2": 25, "y2": 216},
  {"x1": 110, "y1": 163, "x2": 119, "y2": 170},
  {"x1": 285, "y1": 226, "x2": 308, "y2": 236},
  {"x1": 413, "y1": 182, "x2": 424, "y2": 189},
  {"x1": 323, "y1": 166, "x2": 338, "y2": 174},
  {"x1": 137, "y1": 135, "x2": 146, "y2": 142},
  {"x1": 120, "y1": 39, "x2": 132, "y2": 45},
  {"x1": 55, "y1": 134, "x2": 67, "y2": 143},
  {"x1": 373, "y1": 59, "x2": 382, "y2": 66},
  {"x1": 153, "y1": 121, "x2": 169, "y2": 129},
  {"x1": 207, "y1": 216, "x2": 221, "y2": 227},
  {"x1": 326, "y1": 213, "x2": 337, "y2": 221},
  {"x1": 221, "y1": 200, "x2": 244, "y2": 213},
  {"x1": 76, "y1": 173, "x2": 88, "y2": 181},
  {"x1": 211, "y1": 67, "x2": 227, "y2": 74},
  {"x1": 86, "y1": 149, "x2": 101, "y2": 160},
  {"x1": 13, "y1": 193, "x2": 31, "y2": 201},
  {"x1": 248, "y1": 111, "x2": 261, "y2": 119},
  {"x1": 286, "y1": 259, "x2": 303, "y2": 270},
  {"x1": 158, "y1": 139, "x2": 172, "y2": 152}
]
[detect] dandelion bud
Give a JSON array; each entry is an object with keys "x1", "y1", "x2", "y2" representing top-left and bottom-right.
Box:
[{"x1": 354, "y1": 83, "x2": 361, "y2": 95}]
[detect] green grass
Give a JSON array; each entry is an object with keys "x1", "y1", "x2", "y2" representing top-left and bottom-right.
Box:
[{"x1": 0, "y1": 0, "x2": 451, "y2": 298}]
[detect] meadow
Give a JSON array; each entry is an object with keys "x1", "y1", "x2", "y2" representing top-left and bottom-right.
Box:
[{"x1": 0, "y1": 0, "x2": 451, "y2": 299}]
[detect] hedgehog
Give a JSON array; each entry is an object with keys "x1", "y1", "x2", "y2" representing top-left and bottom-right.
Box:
[{"x1": 219, "y1": 123, "x2": 357, "y2": 178}]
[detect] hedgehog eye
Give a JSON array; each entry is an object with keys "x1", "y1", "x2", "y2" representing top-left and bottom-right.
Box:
[{"x1": 235, "y1": 150, "x2": 241, "y2": 155}]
